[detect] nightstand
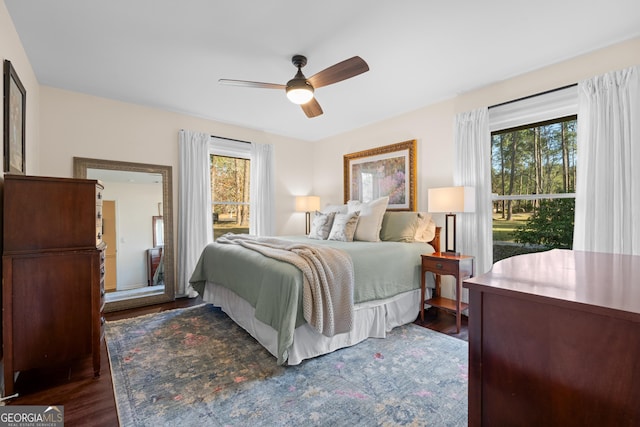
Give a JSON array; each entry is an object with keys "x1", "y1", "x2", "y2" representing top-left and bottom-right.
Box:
[{"x1": 420, "y1": 252, "x2": 475, "y2": 333}]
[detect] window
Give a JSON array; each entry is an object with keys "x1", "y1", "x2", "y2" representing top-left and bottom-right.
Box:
[
  {"x1": 210, "y1": 154, "x2": 250, "y2": 239},
  {"x1": 491, "y1": 116, "x2": 577, "y2": 262},
  {"x1": 209, "y1": 137, "x2": 252, "y2": 239}
]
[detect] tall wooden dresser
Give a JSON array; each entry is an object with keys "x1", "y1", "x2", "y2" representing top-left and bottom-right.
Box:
[{"x1": 2, "y1": 175, "x2": 105, "y2": 396}]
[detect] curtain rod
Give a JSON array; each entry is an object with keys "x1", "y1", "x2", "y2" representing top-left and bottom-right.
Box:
[
  {"x1": 179, "y1": 129, "x2": 252, "y2": 145},
  {"x1": 210, "y1": 134, "x2": 252, "y2": 144},
  {"x1": 488, "y1": 83, "x2": 577, "y2": 110}
]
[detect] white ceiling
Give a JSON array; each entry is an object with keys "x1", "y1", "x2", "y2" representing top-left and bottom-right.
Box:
[{"x1": 5, "y1": 0, "x2": 640, "y2": 142}]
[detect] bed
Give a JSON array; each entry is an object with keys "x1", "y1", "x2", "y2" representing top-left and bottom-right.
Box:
[{"x1": 189, "y1": 205, "x2": 440, "y2": 365}]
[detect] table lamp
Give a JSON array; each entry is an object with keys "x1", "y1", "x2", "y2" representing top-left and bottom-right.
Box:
[
  {"x1": 295, "y1": 195, "x2": 320, "y2": 235},
  {"x1": 427, "y1": 186, "x2": 475, "y2": 255}
]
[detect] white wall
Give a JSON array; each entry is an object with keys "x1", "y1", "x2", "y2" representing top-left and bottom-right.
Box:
[
  {"x1": 36, "y1": 86, "x2": 314, "y2": 238},
  {"x1": 313, "y1": 100, "x2": 456, "y2": 211},
  {"x1": 98, "y1": 181, "x2": 162, "y2": 289},
  {"x1": 312, "y1": 37, "x2": 640, "y2": 237},
  {"x1": 0, "y1": 0, "x2": 40, "y2": 175}
]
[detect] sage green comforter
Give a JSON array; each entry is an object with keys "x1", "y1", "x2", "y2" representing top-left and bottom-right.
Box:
[{"x1": 189, "y1": 236, "x2": 435, "y2": 364}]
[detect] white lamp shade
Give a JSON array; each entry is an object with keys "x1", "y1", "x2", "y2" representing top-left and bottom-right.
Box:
[
  {"x1": 427, "y1": 186, "x2": 475, "y2": 213},
  {"x1": 295, "y1": 195, "x2": 321, "y2": 212}
]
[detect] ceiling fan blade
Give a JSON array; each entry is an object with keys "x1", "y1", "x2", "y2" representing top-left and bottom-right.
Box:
[
  {"x1": 301, "y1": 98, "x2": 323, "y2": 118},
  {"x1": 308, "y1": 56, "x2": 369, "y2": 89},
  {"x1": 218, "y1": 79, "x2": 285, "y2": 90}
]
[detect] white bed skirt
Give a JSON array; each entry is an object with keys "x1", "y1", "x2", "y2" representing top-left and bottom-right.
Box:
[{"x1": 202, "y1": 282, "x2": 430, "y2": 365}]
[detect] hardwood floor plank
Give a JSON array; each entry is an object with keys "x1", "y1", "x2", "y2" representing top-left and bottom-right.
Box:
[{"x1": 6, "y1": 297, "x2": 467, "y2": 426}]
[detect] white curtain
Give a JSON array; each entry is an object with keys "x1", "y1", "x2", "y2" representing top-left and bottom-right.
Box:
[
  {"x1": 178, "y1": 130, "x2": 213, "y2": 297},
  {"x1": 250, "y1": 142, "x2": 275, "y2": 236},
  {"x1": 454, "y1": 108, "x2": 493, "y2": 274},
  {"x1": 573, "y1": 66, "x2": 640, "y2": 255}
]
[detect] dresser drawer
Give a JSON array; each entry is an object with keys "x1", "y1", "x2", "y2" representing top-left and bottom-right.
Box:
[{"x1": 422, "y1": 256, "x2": 460, "y2": 275}]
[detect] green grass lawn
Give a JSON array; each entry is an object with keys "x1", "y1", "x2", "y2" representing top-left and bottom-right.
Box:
[
  {"x1": 492, "y1": 212, "x2": 530, "y2": 242},
  {"x1": 492, "y1": 212, "x2": 549, "y2": 262}
]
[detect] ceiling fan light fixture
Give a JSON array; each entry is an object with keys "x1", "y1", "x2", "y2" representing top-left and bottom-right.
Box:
[
  {"x1": 220, "y1": 55, "x2": 369, "y2": 117},
  {"x1": 286, "y1": 79, "x2": 314, "y2": 104}
]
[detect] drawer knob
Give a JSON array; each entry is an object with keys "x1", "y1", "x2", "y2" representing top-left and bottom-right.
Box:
[{"x1": 436, "y1": 262, "x2": 443, "y2": 269}]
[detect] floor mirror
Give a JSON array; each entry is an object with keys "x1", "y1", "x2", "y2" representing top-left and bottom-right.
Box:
[{"x1": 74, "y1": 157, "x2": 175, "y2": 312}]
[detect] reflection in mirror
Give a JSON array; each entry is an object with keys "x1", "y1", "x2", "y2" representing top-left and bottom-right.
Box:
[
  {"x1": 73, "y1": 157, "x2": 174, "y2": 312},
  {"x1": 153, "y1": 216, "x2": 164, "y2": 247}
]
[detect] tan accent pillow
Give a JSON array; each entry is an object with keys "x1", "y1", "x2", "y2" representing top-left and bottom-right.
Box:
[
  {"x1": 380, "y1": 212, "x2": 421, "y2": 242},
  {"x1": 414, "y1": 213, "x2": 436, "y2": 243}
]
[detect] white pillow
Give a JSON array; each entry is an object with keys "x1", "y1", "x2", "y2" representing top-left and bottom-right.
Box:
[
  {"x1": 321, "y1": 204, "x2": 348, "y2": 215},
  {"x1": 308, "y1": 211, "x2": 335, "y2": 240},
  {"x1": 347, "y1": 196, "x2": 389, "y2": 242},
  {"x1": 328, "y1": 211, "x2": 360, "y2": 242},
  {"x1": 414, "y1": 212, "x2": 436, "y2": 243}
]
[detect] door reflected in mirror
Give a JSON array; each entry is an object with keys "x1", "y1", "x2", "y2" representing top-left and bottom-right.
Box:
[{"x1": 74, "y1": 157, "x2": 174, "y2": 312}]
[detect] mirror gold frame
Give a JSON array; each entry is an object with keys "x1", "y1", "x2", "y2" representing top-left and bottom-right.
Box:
[{"x1": 73, "y1": 157, "x2": 175, "y2": 312}]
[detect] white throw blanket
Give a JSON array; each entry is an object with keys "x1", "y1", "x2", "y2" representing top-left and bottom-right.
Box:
[{"x1": 216, "y1": 234, "x2": 354, "y2": 336}]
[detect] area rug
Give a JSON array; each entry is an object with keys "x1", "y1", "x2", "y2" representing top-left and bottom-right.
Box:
[{"x1": 106, "y1": 304, "x2": 468, "y2": 426}]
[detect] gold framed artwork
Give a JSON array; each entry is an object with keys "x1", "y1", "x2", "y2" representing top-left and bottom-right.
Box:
[
  {"x1": 3, "y1": 60, "x2": 26, "y2": 174},
  {"x1": 343, "y1": 139, "x2": 417, "y2": 211}
]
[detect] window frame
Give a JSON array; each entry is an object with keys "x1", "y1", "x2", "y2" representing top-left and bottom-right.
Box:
[
  {"x1": 209, "y1": 138, "x2": 252, "y2": 235},
  {"x1": 488, "y1": 87, "x2": 579, "y2": 259},
  {"x1": 490, "y1": 114, "x2": 578, "y2": 204}
]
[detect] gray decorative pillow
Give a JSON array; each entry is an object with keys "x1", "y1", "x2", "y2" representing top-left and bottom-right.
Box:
[
  {"x1": 308, "y1": 211, "x2": 335, "y2": 240},
  {"x1": 328, "y1": 211, "x2": 360, "y2": 242}
]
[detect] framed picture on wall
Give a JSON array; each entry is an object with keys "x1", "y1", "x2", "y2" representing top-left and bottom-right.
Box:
[
  {"x1": 4, "y1": 60, "x2": 26, "y2": 175},
  {"x1": 343, "y1": 139, "x2": 417, "y2": 211}
]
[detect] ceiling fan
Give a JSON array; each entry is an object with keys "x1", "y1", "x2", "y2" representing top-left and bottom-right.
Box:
[{"x1": 219, "y1": 55, "x2": 369, "y2": 118}]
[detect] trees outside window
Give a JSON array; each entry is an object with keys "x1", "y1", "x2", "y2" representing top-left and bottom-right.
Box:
[
  {"x1": 211, "y1": 155, "x2": 250, "y2": 239},
  {"x1": 491, "y1": 116, "x2": 577, "y2": 262}
]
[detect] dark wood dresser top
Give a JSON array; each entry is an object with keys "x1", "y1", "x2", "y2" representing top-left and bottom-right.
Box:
[{"x1": 464, "y1": 249, "x2": 640, "y2": 319}]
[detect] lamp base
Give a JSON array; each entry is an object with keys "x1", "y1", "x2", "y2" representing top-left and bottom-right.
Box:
[
  {"x1": 305, "y1": 211, "x2": 311, "y2": 235},
  {"x1": 444, "y1": 213, "x2": 457, "y2": 254}
]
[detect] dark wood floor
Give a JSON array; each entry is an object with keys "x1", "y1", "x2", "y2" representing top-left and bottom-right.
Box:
[{"x1": 6, "y1": 298, "x2": 467, "y2": 426}]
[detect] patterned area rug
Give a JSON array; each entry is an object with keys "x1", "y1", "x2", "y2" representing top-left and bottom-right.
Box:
[{"x1": 106, "y1": 304, "x2": 468, "y2": 426}]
